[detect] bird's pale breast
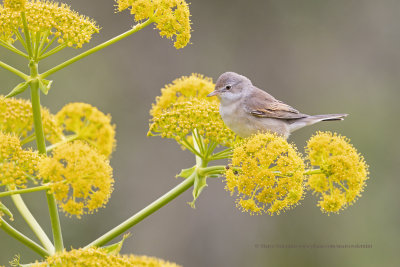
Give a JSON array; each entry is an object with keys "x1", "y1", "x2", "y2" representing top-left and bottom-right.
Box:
[{"x1": 219, "y1": 102, "x2": 290, "y2": 138}]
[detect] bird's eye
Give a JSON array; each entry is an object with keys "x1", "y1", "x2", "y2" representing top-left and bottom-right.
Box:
[{"x1": 225, "y1": 85, "x2": 232, "y2": 90}]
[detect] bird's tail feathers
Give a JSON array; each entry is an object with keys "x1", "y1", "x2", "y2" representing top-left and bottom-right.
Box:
[{"x1": 289, "y1": 114, "x2": 347, "y2": 132}]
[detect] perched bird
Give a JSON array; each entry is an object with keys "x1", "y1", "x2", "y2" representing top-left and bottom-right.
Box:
[{"x1": 207, "y1": 72, "x2": 347, "y2": 139}]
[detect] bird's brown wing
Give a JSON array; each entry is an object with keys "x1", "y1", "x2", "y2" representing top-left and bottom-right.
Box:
[{"x1": 244, "y1": 87, "x2": 308, "y2": 119}]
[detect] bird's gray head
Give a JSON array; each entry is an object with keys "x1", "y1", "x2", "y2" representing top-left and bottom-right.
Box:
[{"x1": 207, "y1": 72, "x2": 252, "y2": 103}]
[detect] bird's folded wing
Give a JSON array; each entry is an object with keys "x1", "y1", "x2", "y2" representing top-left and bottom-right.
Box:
[{"x1": 245, "y1": 91, "x2": 307, "y2": 119}]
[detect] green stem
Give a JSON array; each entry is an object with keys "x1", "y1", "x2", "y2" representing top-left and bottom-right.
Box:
[
  {"x1": 30, "y1": 62, "x2": 64, "y2": 252},
  {"x1": 38, "y1": 43, "x2": 67, "y2": 61},
  {"x1": 46, "y1": 134, "x2": 78, "y2": 152},
  {"x1": 197, "y1": 165, "x2": 226, "y2": 177},
  {"x1": 41, "y1": 19, "x2": 153, "y2": 78},
  {"x1": 181, "y1": 138, "x2": 203, "y2": 158},
  {"x1": 209, "y1": 148, "x2": 233, "y2": 160},
  {"x1": 36, "y1": 31, "x2": 49, "y2": 57},
  {"x1": 0, "y1": 218, "x2": 50, "y2": 257},
  {"x1": 10, "y1": 193, "x2": 55, "y2": 253},
  {"x1": 21, "y1": 12, "x2": 33, "y2": 58},
  {"x1": 33, "y1": 32, "x2": 41, "y2": 59},
  {"x1": 204, "y1": 141, "x2": 218, "y2": 160},
  {"x1": 0, "y1": 185, "x2": 50, "y2": 198},
  {"x1": 45, "y1": 192, "x2": 63, "y2": 252},
  {"x1": 192, "y1": 129, "x2": 205, "y2": 155},
  {"x1": 0, "y1": 40, "x2": 29, "y2": 58},
  {"x1": 39, "y1": 35, "x2": 56, "y2": 56},
  {"x1": 14, "y1": 28, "x2": 28, "y2": 51},
  {"x1": 20, "y1": 133, "x2": 37, "y2": 146},
  {"x1": 85, "y1": 173, "x2": 196, "y2": 248},
  {"x1": 0, "y1": 60, "x2": 29, "y2": 80}
]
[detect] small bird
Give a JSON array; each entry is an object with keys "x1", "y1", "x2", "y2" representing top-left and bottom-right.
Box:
[{"x1": 207, "y1": 72, "x2": 347, "y2": 139}]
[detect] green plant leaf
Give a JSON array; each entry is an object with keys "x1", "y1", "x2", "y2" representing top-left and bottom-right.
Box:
[
  {"x1": 38, "y1": 79, "x2": 53, "y2": 95},
  {"x1": 6, "y1": 81, "x2": 29, "y2": 98},
  {"x1": 101, "y1": 233, "x2": 131, "y2": 255},
  {"x1": 177, "y1": 166, "x2": 196, "y2": 179},
  {"x1": 188, "y1": 173, "x2": 208, "y2": 208}
]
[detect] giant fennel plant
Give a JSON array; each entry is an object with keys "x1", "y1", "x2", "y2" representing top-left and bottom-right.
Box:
[{"x1": 0, "y1": 0, "x2": 368, "y2": 266}]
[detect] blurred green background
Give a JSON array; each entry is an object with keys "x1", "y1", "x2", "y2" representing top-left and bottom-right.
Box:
[{"x1": 0, "y1": 0, "x2": 399, "y2": 266}]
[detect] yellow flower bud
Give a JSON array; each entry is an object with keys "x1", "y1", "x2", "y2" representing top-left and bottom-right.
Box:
[
  {"x1": 3, "y1": 0, "x2": 26, "y2": 11},
  {"x1": 225, "y1": 133, "x2": 305, "y2": 215},
  {"x1": 0, "y1": 0, "x2": 99, "y2": 48},
  {"x1": 149, "y1": 98, "x2": 238, "y2": 148},
  {"x1": 39, "y1": 141, "x2": 114, "y2": 218},
  {"x1": 0, "y1": 95, "x2": 63, "y2": 143},
  {"x1": 0, "y1": 132, "x2": 40, "y2": 189},
  {"x1": 31, "y1": 247, "x2": 181, "y2": 267},
  {"x1": 55, "y1": 102, "x2": 116, "y2": 157},
  {"x1": 306, "y1": 131, "x2": 369, "y2": 214},
  {"x1": 116, "y1": 0, "x2": 191, "y2": 49},
  {"x1": 150, "y1": 73, "x2": 216, "y2": 117}
]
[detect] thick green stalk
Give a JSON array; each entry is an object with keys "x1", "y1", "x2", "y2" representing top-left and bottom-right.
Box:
[
  {"x1": 85, "y1": 173, "x2": 196, "y2": 248},
  {"x1": 0, "y1": 60, "x2": 29, "y2": 80},
  {"x1": 0, "y1": 185, "x2": 50, "y2": 198},
  {"x1": 11, "y1": 194, "x2": 55, "y2": 253},
  {"x1": 197, "y1": 165, "x2": 226, "y2": 176},
  {"x1": 41, "y1": 19, "x2": 153, "y2": 78},
  {"x1": 0, "y1": 218, "x2": 50, "y2": 257},
  {"x1": 29, "y1": 61, "x2": 64, "y2": 252}
]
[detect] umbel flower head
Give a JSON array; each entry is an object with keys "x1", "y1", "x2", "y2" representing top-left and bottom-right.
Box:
[
  {"x1": 306, "y1": 131, "x2": 369, "y2": 214},
  {"x1": 0, "y1": 132, "x2": 40, "y2": 189},
  {"x1": 150, "y1": 73, "x2": 216, "y2": 117},
  {"x1": 225, "y1": 133, "x2": 305, "y2": 215},
  {"x1": 3, "y1": 0, "x2": 26, "y2": 11},
  {"x1": 38, "y1": 141, "x2": 114, "y2": 218},
  {"x1": 0, "y1": 0, "x2": 99, "y2": 48},
  {"x1": 32, "y1": 247, "x2": 181, "y2": 267},
  {"x1": 55, "y1": 102, "x2": 116, "y2": 157},
  {"x1": 116, "y1": 0, "x2": 191, "y2": 49},
  {"x1": 149, "y1": 98, "x2": 238, "y2": 148},
  {"x1": 0, "y1": 96, "x2": 63, "y2": 143}
]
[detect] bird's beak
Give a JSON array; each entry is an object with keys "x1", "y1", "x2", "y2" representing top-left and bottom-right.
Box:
[{"x1": 207, "y1": 90, "x2": 221, "y2": 97}]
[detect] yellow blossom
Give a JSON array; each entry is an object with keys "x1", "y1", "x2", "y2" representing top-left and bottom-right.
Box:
[
  {"x1": 0, "y1": 132, "x2": 40, "y2": 189},
  {"x1": 225, "y1": 133, "x2": 305, "y2": 215},
  {"x1": 55, "y1": 102, "x2": 116, "y2": 157},
  {"x1": 150, "y1": 73, "x2": 216, "y2": 117},
  {"x1": 4, "y1": 0, "x2": 26, "y2": 11},
  {"x1": 38, "y1": 141, "x2": 114, "y2": 218},
  {"x1": 306, "y1": 131, "x2": 369, "y2": 214},
  {"x1": 0, "y1": 96, "x2": 63, "y2": 143},
  {"x1": 0, "y1": 0, "x2": 99, "y2": 48},
  {"x1": 149, "y1": 98, "x2": 238, "y2": 148},
  {"x1": 32, "y1": 247, "x2": 182, "y2": 267},
  {"x1": 116, "y1": 0, "x2": 191, "y2": 49}
]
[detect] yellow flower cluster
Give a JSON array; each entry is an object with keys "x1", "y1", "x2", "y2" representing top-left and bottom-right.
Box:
[
  {"x1": 38, "y1": 141, "x2": 114, "y2": 218},
  {"x1": 149, "y1": 98, "x2": 238, "y2": 147},
  {"x1": 150, "y1": 73, "x2": 216, "y2": 117},
  {"x1": 0, "y1": 0, "x2": 99, "y2": 48},
  {"x1": 55, "y1": 102, "x2": 116, "y2": 157},
  {"x1": 225, "y1": 133, "x2": 305, "y2": 215},
  {"x1": 0, "y1": 96, "x2": 63, "y2": 144},
  {"x1": 32, "y1": 247, "x2": 181, "y2": 267},
  {"x1": 306, "y1": 132, "x2": 369, "y2": 214},
  {"x1": 3, "y1": 0, "x2": 26, "y2": 11},
  {"x1": 0, "y1": 132, "x2": 40, "y2": 188},
  {"x1": 116, "y1": 0, "x2": 191, "y2": 49}
]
